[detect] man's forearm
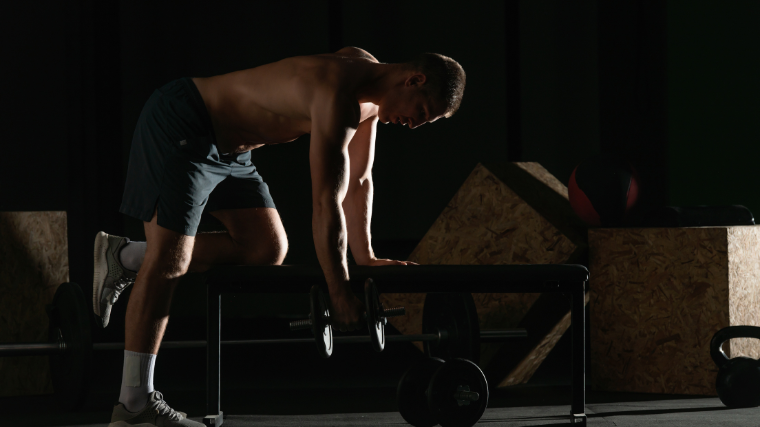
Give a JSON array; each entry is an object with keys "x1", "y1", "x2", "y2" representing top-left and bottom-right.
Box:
[
  {"x1": 312, "y1": 204, "x2": 351, "y2": 296},
  {"x1": 343, "y1": 178, "x2": 375, "y2": 265}
]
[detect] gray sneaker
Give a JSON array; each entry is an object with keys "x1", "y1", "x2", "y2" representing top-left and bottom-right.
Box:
[
  {"x1": 93, "y1": 231, "x2": 137, "y2": 328},
  {"x1": 108, "y1": 391, "x2": 202, "y2": 427}
]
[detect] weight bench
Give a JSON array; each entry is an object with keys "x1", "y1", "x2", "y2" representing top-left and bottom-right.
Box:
[{"x1": 202, "y1": 264, "x2": 588, "y2": 426}]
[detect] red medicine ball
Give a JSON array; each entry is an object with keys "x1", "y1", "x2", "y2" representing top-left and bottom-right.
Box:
[{"x1": 568, "y1": 155, "x2": 639, "y2": 227}]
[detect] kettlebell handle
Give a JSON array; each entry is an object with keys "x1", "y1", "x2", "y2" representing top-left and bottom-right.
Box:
[{"x1": 710, "y1": 326, "x2": 760, "y2": 368}]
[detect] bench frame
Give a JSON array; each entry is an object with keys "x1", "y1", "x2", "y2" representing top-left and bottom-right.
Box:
[{"x1": 202, "y1": 264, "x2": 588, "y2": 427}]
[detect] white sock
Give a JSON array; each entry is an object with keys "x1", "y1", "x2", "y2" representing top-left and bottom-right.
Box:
[
  {"x1": 118, "y1": 350, "x2": 156, "y2": 412},
  {"x1": 119, "y1": 241, "x2": 147, "y2": 273}
]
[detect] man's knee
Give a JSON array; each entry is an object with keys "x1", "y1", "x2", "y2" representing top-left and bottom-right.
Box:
[
  {"x1": 144, "y1": 249, "x2": 193, "y2": 279},
  {"x1": 242, "y1": 231, "x2": 288, "y2": 266}
]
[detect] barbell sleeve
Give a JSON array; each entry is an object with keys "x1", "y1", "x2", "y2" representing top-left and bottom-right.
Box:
[{"x1": 0, "y1": 342, "x2": 66, "y2": 357}]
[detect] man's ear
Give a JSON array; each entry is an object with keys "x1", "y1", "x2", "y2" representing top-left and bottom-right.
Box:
[{"x1": 405, "y1": 73, "x2": 427, "y2": 87}]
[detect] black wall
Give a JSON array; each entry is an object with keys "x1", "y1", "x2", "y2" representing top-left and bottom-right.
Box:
[
  {"x1": 1, "y1": 3, "x2": 70, "y2": 212},
  {"x1": 3, "y1": 0, "x2": 760, "y2": 304},
  {"x1": 519, "y1": 0, "x2": 601, "y2": 181},
  {"x1": 667, "y1": 0, "x2": 760, "y2": 215}
]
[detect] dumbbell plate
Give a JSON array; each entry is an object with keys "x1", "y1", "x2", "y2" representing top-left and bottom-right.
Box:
[
  {"x1": 48, "y1": 282, "x2": 92, "y2": 411},
  {"x1": 397, "y1": 357, "x2": 445, "y2": 427},
  {"x1": 310, "y1": 286, "x2": 333, "y2": 358},
  {"x1": 423, "y1": 293, "x2": 480, "y2": 363},
  {"x1": 365, "y1": 279, "x2": 385, "y2": 352},
  {"x1": 427, "y1": 358, "x2": 489, "y2": 427}
]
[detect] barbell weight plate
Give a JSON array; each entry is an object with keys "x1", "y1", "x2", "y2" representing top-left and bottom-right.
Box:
[
  {"x1": 427, "y1": 358, "x2": 489, "y2": 427},
  {"x1": 365, "y1": 278, "x2": 385, "y2": 352},
  {"x1": 48, "y1": 282, "x2": 92, "y2": 411},
  {"x1": 422, "y1": 293, "x2": 480, "y2": 363},
  {"x1": 397, "y1": 357, "x2": 445, "y2": 427},
  {"x1": 310, "y1": 286, "x2": 333, "y2": 358}
]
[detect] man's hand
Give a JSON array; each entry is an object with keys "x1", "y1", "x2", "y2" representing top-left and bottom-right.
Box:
[
  {"x1": 363, "y1": 258, "x2": 420, "y2": 266},
  {"x1": 329, "y1": 287, "x2": 365, "y2": 332}
]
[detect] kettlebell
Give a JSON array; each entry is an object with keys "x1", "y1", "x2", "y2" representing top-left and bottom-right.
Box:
[{"x1": 710, "y1": 326, "x2": 760, "y2": 408}]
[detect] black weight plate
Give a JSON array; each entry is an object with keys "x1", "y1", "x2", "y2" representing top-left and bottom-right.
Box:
[
  {"x1": 427, "y1": 358, "x2": 489, "y2": 427},
  {"x1": 48, "y1": 282, "x2": 92, "y2": 411},
  {"x1": 422, "y1": 293, "x2": 480, "y2": 363},
  {"x1": 365, "y1": 278, "x2": 385, "y2": 352},
  {"x1": 397, "y1": 357, "x2": 445, "y2": 427},
  {"x1": 310, "y1": 286, "x2": 333, "y2": 358}
]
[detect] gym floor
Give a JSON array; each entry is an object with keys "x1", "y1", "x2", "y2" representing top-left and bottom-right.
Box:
[{"x1": 2, "y1": 314, "x2": 758, "y2": 427}]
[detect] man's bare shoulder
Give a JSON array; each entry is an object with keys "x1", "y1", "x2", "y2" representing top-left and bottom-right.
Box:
[{"x1": 333, "y1": 46, "x2": 380, "y2": 63}]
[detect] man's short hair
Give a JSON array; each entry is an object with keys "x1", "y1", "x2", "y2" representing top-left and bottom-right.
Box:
[{"x1": 404, "y1": 53, "x2": 466, "y2": 118}]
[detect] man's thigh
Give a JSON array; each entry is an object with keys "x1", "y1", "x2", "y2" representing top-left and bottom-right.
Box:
[{"x1": 209, "y1": 207, "x2": 287, "y2": 247}]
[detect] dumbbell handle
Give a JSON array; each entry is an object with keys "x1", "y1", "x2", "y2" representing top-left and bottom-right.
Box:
[
  {"x1": 289, "y1": 306, "x2": 406, "y2": 331},
  {"x1": 289, "y1": 319, "x2": 313, "y2": 331}
]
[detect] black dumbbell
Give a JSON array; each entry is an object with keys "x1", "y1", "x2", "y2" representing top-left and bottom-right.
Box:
[
  {"x1": 397, "y1": 358, "x2": 488, "y2": 427},
  {"x1": 711, "y1": 326, "x2": 760, "y2": 408},
  {"x1": 289, "y1": 279, "x2": 405, "y2": 358}
]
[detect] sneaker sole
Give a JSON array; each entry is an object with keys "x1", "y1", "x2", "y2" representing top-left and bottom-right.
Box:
[{"x1": 93, "y1": 231, "x2": 110, "y2": 317}]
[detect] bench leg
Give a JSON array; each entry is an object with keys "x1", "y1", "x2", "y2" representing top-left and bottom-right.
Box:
[
  {"x1": 570, "y1": 282, "x2": 586, "y2": 425},
  {"x1": 204, "y1": 286, "x2": 223, "y2": 427}
]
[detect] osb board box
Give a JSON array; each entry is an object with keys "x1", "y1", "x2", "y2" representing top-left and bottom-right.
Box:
[
  {"x1": 381, "y1": 162, "x2": 586, "y2": 375},
  {"x1": 0, "y1": 212, "x2": 69, "y2": 397},
  {"x1": 589, "y1": 226, "x2": 760, "y2": 395}
]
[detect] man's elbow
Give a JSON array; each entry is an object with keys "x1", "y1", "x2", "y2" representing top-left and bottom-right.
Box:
[{"x1": 347, "y1": 176, "x2": 372, "y2": 195}]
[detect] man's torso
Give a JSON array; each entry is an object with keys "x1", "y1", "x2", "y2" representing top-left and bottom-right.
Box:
[{"x1": 193, "y1": 47, "x2": 379, "y2": 154}]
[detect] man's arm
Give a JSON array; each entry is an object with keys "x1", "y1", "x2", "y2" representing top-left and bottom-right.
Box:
[
  {"x1": 309, "y1": 93, "x2": 363, "y2": 331},
  {"x1": 343, "y1": 117, "x2": 417, "y2": 266},
  {"x1": 343, "y1": 117, "x2": 377, "y2": 265}
]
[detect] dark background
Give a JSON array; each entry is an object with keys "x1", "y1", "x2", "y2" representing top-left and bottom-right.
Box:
[{"x1": 1, "y1": 0, "x2": 759, "y2": 338}]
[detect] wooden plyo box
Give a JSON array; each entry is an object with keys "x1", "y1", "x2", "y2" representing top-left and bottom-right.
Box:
[
  {"x1": 589, "y1": 226, "x2": 760, "y2": 395},
  {"x1": 381, "y1": 162, "x2": 588, "y2": 386},
  {"x1": 0, "y1": 212, "x2": 69, "y2": 397}
]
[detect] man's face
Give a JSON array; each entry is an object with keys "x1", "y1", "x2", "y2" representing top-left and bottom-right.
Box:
[{"x1": 379, "y1": 74, "x2": 445, "y2": 129}]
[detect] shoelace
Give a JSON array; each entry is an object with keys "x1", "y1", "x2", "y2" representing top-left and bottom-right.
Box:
[
  {"x1": 152, "y1": 392, "x2": 182, "y2": 421},
  {"x1": 109, "y1": 277, "x2": 136, "y2": 305}
]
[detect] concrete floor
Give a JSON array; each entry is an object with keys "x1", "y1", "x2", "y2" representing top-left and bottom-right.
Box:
[{"x1": 4, "y1": 390, "x2": 758, "y2": 427}]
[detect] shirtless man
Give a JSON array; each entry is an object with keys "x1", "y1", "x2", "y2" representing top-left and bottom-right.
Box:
[{"x1": 92, "y1": 47, "x2": 465, "y2": 426}]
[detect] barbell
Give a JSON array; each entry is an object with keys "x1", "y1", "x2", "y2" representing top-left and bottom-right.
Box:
[{"x1": 1, "y1": 282, "x2": 526, "y2": 411}]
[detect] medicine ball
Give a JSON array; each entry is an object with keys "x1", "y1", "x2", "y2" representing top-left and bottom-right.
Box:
[{"x1": 568, "y1": 155, "x2": 639, "y2": 227}]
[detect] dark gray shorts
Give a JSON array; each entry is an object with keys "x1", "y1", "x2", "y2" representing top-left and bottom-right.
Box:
[{"x1": 120, "y1": 78, "x2": 276, "y2": 237}]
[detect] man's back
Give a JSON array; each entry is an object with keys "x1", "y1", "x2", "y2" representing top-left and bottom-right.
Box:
[{"x1": 193, "y1": 47, "x2": 380, "y2": 154}]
